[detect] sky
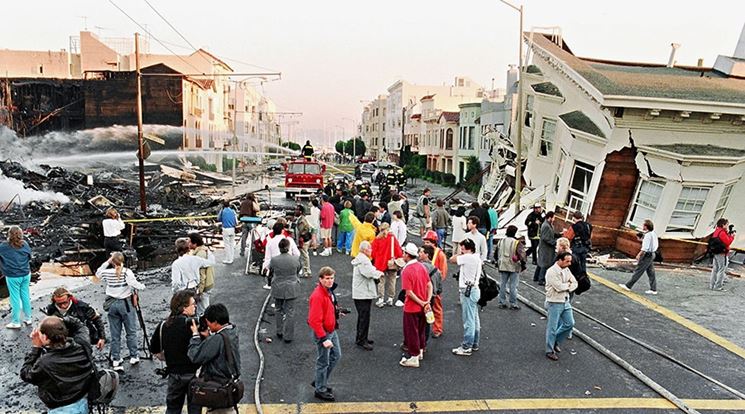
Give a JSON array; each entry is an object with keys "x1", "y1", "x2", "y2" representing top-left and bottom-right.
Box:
[{"x1": 2, "y1": 0, "x2": 744, "y2": 145}]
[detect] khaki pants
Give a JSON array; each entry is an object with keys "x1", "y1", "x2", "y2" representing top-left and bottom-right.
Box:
[
  {"x1": 377, "y1": 270, "x2": 397, "y2": 301},
  {"x1": 300, "y1": 244, "x2": 311, "y2": 275}
]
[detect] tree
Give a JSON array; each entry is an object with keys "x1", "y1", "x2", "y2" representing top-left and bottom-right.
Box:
[
  {"x1": 282, "y1": 142, "x2": 301, "y2": 151},
  {"x1": 344, "y1": 137, "x2": 365, "y2": 157},
  {"x1": 463, "y1": 155, "x2": 482, "y2": 194},
  {"x1": 335, "y1": 140, "x2": 346, "y2": 155}
]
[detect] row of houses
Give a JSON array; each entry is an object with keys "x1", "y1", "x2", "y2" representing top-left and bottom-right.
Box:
[
  {"x1": 360, "y1": 76, "x2": 509, "y2": 184},
  {"x1": 0, "y1": 31, "x2": 282, "y2": 164},
  {"x1": 362, "y1": 26, "x2": 745, "y2": 260}
]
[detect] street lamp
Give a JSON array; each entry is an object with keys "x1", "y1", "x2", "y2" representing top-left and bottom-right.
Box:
[{"x1": 499, "y1": 0, "x2": 524, "y2": 216}]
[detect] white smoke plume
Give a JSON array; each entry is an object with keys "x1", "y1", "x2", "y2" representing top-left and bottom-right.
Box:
[{"x1": 0, "y1": 173, "x2": 70, "y2": 205}]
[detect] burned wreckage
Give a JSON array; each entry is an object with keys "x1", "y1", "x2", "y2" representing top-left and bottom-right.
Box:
[{"x1": 0, "y1": 159, "x2": 227, "y2": 291}]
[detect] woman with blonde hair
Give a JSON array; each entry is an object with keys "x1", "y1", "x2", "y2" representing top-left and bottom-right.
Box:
[
  {"x1": 103, "y1": 207, "x2": 125, "y2": 253},
  {"x1": 0, "y1": 226, "x2": 33, "y2": 329},
  {"x1": 96, "y1": 251, "x2": 145, "y2": 371}
]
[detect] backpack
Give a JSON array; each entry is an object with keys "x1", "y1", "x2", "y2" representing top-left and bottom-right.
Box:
[
  {"x1": 89, "y1": 368, "x2": 120, "y2": 405},
  {"x1": 707, "y1": 234, "x2": 727, "y2": 256}
]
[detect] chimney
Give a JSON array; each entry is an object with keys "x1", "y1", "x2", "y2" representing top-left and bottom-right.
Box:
[
  {"x1": 697, "y1": 58, "x2": 704, "y2": 67},
  {"x1": 734, "y1": 23, "x2": 745, "y2": 59},
  {"x1": 667, "y1": 43, "x2": 681, "y2": 68}
]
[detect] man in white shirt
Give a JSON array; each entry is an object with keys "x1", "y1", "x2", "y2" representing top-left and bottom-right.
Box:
[
  {"x1": 262, "y1": 221, "x2": 300, "y2": 289},
  {"x1": 390, "y1": 211, "x2": 407, "y2": 245},
  {"x1": 463, "y1": 216, "x2": 488, "y2": 262},
  {"x1": 619, "y1": 219, "x2": 659, "y2": 295},
  {"x1": 449, "y1": 238, "x2": 481, "y2": 356},
  {"x1": 171, "y1": 238, "x2": 215, "y2": 301}
]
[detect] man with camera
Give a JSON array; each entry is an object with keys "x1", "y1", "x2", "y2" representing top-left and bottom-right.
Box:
[
  {"x1": 43, "y1": 286, "x2": 106, "y2": 350},
  {"x1": 710, "y1": 218, "x2": 736, "y2": 291},
  {"x1": 450, "y1": 238, "x2": 481, "y2": 356},
  {"x1": 150, "y1": 290, "x2": 201, "y2": 414},
  {"x1": 188, "y1": 303, "x2": 242, "y2": 414},
  {"x1": 20, "y1": 316, "x2": 94, "y2": 413}
]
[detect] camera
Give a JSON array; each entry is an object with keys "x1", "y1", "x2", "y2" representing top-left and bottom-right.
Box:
[
  {"x1": 186, "y1": 316, "x2": 209, "y2": 332},
  {"x1": 464, "y1": 282, "x2": 473, "y2": 298},
  {"x1": 154, "y1": 367, "x2": 168, "y2": 378},
  {"x1": 729, "y1": 224, "x2": 736, "y2": 234}
]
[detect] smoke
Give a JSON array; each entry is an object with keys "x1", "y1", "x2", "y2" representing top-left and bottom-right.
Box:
[
  {"x1": 0, "y1": 173, "x2": 70, "y2": 205},
  {"x1": 0, "y1": 124, "x2": 184, "y2": 161}
]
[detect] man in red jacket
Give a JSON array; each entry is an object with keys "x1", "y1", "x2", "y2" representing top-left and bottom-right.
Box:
[
  {"x1": 307, "y1": 266, "x2": 340, "y2": 401},
  {"x1": 711, "y1": 218, "x2": 736, "y2": 291}
]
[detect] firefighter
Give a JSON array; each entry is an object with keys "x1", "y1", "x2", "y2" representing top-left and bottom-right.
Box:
[
  {"x1": 396, "y1": 169, "x2": 406, "y2": 191},
  {"x1": 301, "y1": 140, "x2": 314, "y2": 160}
]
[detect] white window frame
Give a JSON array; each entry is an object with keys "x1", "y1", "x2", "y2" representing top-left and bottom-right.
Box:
[
  {"x1": 554, "y1": 150, "x2": 567, "y2": 194},
  {"x1": 666, "y1": 185, "x2": 710, "y2": 233},
  {"x1": 538, "y1": 118, "x2": 556, "y2": 158},
  {"x1": 566, "y1": 160, "x2": 594, "y2": 216},
  {"x1": 628, "y1": 179, "x2": 665, "y2": 228},
  {"x1": 714, "y1": 182, "x2": 735, "y2": 221}
]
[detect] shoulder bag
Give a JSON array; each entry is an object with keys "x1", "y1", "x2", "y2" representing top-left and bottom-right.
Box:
[
  {"x1": 189, "y1": 331, "x2": 245, "y2": 409},
  {"x1": 387, "y1": 236, "x2": 397, "y2": 270}
]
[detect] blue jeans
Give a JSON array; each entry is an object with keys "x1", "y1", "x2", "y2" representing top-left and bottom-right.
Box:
[
  {"x1": 460, "y1": 287, "x2": 481, "y2": 349},
  {"x1": 487, "y1": 231, "x2": 495, "y2": 260},
  {"x1": 48, "y1": 397, "x2": 88, "y2": 414},
  {"x1": 336, "y1": 231, "x2": 353, "y2": 252},
  {"x1": 314, "y1": 330, "x2": 341, "y2": 393},
  {"x1": 498, "y1": 271, "x2": 519, "y2": 306},
  {"x1": 108, "y1": 298, "x2": 139, "y2": 360},
  {"x1": 6, "y1": 274, "x2": 32, "y2": 324},
  {"x1": 435, "y1": 228, "x2": 447, "y2": 248},
  {"x1": 546, "y1": 301, "x2": 575, "y2": 353}
]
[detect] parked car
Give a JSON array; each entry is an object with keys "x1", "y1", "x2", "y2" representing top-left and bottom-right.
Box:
[
  {"x1": 360, "y1": 163, "x2": 376, "y2": 175},
  {"x1": 267, "y1": 163, "x2": 283, "y2": 172}
]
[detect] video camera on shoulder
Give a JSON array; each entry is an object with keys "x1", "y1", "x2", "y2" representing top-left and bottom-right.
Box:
[{"x1": 186, "y1": 315, "x2": 209, "y2": 333}]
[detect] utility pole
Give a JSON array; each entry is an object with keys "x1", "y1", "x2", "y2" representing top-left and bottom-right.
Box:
[
  {"x1": 499, "y1": 0, "x2": 524, "y2": 216},
  {"x1": 231, "y1": 102, "x2": 237, "y2": 197},
  {"x1": 135, "y1": 33, "x2": 147, "y2": 213}
]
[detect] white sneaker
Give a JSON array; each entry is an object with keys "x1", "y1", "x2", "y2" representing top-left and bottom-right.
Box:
[
  {"x1": 319, "y1": 249, "x2": 331, "y2": 257},
  {"x1": 313, "y1": 251, "x2": 318, "y2": 256},
  {"x1": 129, "y1": 356, "x2": 140, "y2": 365},
  {"x1": 263, "y1": 284, "x2": 271, "y2": 290},
  {"x1": 222, "y1": 260, "x2": 233, "y2": 265},
  {"x1": 386, "y1": 298, "x2": 394, "y2": 307},
  {"x1": 452, "y1": 346, "x2": 472, "y2": 356},
  {"x1": 375, "y1": 298, "x2": 385, "y2": 308},
  {"x1": 112, "y1": 359, "x2": 124, "y2": 371},
  {"x1": 645, "y1": 290, "x2": 658, "y2": 295},
  {"x1": 418, "y1": 350, "x2": 424, "y2": 361},
  {"x1": 394, "y1": 300, "x2": 404, "y2": 307},
  {"x1": 399, "y1": 356, "x2": 420, "y2": 368},
  {"x1": 6, "y1": 322, "x2": 21, "y2": 329},
  {"x1": 23, "y1": 319, "x2": 33, "y2": 326},
  {"x1": 618, "y1": 283, "x2": 630, "y2": 291}
]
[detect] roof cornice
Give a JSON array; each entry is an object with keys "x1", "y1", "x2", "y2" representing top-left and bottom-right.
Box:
[{"x1": 603, "y1": 95, "x2": 745, "y2": 115}]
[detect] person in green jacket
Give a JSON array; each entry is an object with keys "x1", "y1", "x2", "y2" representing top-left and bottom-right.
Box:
[{"x1": 337, "y1": 200, "x2": 355, "y2": 254}]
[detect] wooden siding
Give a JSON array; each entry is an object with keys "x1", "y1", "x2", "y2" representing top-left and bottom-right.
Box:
[{"x1": 591, "y1": 147, "x2": 638, "y2": 248}]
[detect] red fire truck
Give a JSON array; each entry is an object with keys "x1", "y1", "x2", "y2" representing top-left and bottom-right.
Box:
[{"x1": 283, "y1": 157, "x2": 326, "y2": 198}]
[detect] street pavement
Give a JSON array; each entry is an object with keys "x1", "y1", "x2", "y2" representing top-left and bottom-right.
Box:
[{"x1": 2, "y1": 178, "x2": 745, "y2": 413}]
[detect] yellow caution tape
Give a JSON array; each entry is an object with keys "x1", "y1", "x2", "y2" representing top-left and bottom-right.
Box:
[{"x1": 123, "y1": 215, "x2": 217, "y2": 224}]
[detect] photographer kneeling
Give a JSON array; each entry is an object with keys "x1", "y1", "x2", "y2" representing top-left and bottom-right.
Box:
[{"x1": 150, "y1": 290, "x2": 201, "y2": 414}]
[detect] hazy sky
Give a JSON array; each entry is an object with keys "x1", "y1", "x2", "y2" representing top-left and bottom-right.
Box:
[{"x1": 2, "y1": 1, "x2": 744, "y2": 143}]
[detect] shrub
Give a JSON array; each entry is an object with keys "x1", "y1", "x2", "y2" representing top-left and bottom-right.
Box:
[{"x1": 442, "y1": 173, "x2": 456, "y2": 186}]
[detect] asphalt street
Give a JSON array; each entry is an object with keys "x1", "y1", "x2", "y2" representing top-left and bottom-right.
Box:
[{"x1": 2, "y1": 178, "x2": 745, "y2": 413}]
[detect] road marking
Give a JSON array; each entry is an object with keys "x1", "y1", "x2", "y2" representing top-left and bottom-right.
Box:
[
  {"x1": 122, "y1": 399, "x2": 745, "y2": 413},
  {"x1": 589, "y1": 271, "x2": 745, "y2": 360}
]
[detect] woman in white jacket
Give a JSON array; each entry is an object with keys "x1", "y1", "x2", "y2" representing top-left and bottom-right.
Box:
[
  {"x1": 351, "y1": 241, "x2": 383, "y2": 351},
  {"x1": 451, "y1": 207, "x2": 468, "y2": 255}
]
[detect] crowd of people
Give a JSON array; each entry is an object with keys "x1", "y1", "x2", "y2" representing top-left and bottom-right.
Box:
[{"x1": 0, "y1": 179, "x2": 739, "y2": 412}]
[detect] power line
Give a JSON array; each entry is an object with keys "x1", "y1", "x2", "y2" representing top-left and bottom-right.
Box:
[
  {"x1": 142, "y1": 0, "x2": 213, "y2": 68},
  {"x1": 150, "y1": 37, "x2": 281, "y2": 74},
  {"x1": 107, "y1": 0, "x2": 206, "y2": 75}
]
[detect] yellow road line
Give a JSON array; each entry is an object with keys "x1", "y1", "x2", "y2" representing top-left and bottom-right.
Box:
[
  {"x1": 123, "y1": 398, "x2": 745, "y2": 413},
  {"x1": 589, "y1": 271, "x2": 745, "y2": 360}
]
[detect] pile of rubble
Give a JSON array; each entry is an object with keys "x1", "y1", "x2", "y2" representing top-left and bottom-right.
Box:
[{"x1": 1, "y1": 160, "x2": 222, "y2": 275}]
